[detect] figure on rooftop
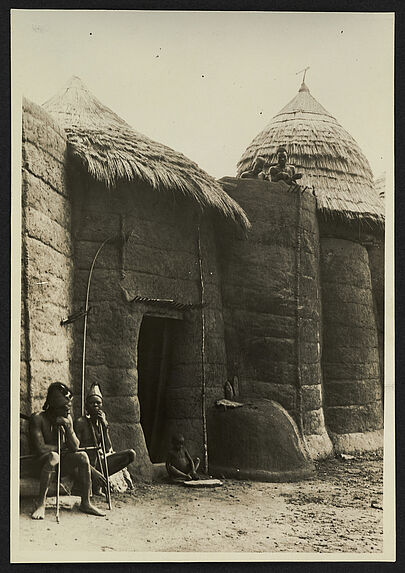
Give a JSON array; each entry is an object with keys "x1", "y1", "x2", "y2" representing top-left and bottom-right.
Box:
[
  {"x1": 269, "y1": 146, "x2": 303, "y2": 186},
  {"x1": 240, "y1": 156, "x2": 267, "y2": 180}
]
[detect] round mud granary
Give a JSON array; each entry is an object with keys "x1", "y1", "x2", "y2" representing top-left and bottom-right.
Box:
[
  {"x1": 207, "y1": 399, "x2": 315, "y2": 482},
  {"x1": 320, "y1": 238, "x2": 384, "y2": 453}
]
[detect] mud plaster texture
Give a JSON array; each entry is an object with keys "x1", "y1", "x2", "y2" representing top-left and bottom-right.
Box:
[
  {"x1": 69, "y1": 170, "x2": 227, "y2": 480},
  {"x1": 366, "y1": 240, "x2": 385, "y2": 393},
  {"x1": 217, "y1": 178, "x2": 332, "y2": 459},
  {"x1": 207, "y1": 399, "x2": 314, "y2": 481},
  {"x1": 318, "y1": 218, "x2": 385, "y2": 400},
  {"x1": 320, "y1": 238, "x2": 383, "y2": 453},
  {"x1": 21, "y1": 99, "x2": 74, "y2": 453}
]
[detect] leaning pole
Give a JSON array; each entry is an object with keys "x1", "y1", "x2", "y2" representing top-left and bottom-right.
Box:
[
  {"x1": 197, "y1": 220, "x2": 209, "y2": 474},
  {"x1": 80, "y1": 236, "x2": 115, "y2": 416}
]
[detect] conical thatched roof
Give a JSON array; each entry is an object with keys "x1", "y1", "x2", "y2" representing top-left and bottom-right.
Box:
[
  {"x1": 43, "y1": 77, "x2": 250, "y2": 230},
  {"x1": 237, "y1": 81, "x2": 384, "y2": 226}
]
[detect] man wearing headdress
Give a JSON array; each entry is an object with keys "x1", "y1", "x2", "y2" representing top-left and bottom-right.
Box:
[
  {"x1": 74, "y1": 383, "x2": 136, "y2": 495},
  {"x1": 28, "y1": 382, "x2": 106, "y2": 519},
  {"x1": 269, "y1": 146, "x2": 303, "y2": 185},
  {"x1": 240, "y1": 156, "x2": 267, "y2": 180}
]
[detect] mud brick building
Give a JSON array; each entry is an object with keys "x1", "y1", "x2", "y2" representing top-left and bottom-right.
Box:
[{"x1": 20, "y1": 77, "x2": 384, "y2": 481}]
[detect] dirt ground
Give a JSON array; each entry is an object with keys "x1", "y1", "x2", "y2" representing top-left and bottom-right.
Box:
[{"x1": 17, "y1": 453, "x2": 383, "y2": 556}]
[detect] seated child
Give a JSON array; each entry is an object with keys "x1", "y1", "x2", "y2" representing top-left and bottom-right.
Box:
[{"x1": 166, "y1": 434, "x2": 200, "y2": 482}]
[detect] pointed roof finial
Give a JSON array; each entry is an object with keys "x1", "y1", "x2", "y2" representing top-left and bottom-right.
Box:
[{"x1": 296, "y1": 66, "x2": 310, "y2": 92}]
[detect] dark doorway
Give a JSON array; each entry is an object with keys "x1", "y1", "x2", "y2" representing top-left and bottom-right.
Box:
[{"x1": 137, "y1": 316, "x2": 173, "y2": 462}]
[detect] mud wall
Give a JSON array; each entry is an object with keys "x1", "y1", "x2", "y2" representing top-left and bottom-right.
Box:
[
  {"x1": 70, "y1": 173, "x2": 227, "y2": 480},
  {"x1": 320, "y1": 238, "x2": 384, "y2": 453},
  {"x1": 21, "y1": 99, "x2": 74, "y2": 451},
  {"x1": 366, "y1": 240, "x2": 385, "y2": 394},
  {"x1": 217, "y1": 178, "x2": 332, "y2": 459}
]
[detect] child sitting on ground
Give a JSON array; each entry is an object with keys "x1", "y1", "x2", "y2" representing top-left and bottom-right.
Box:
[{"x1": 166, "y1": 434, "x2": 200, "y2": 482}]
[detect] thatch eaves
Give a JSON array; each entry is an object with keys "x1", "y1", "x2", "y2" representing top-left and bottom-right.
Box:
[
  {"x1": 43, "y1": 76, "x2": 250, "y2": 230},
  {"x1": 237, "y1": 82, "x2": 384, "y2": 227}
]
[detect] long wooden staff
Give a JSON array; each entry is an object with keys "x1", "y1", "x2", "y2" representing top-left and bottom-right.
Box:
[
  {"x1": 100, "y1": 423, "x2": 111, "y2": 509},
  {"x1": 20, "y1": 447, "x2": 99, "y2": 461},
  {"x1": 99, "y1": 422, "x2": 112, "y2": 510},
  {"x1": 56, "y1": 427, "x2": 61, "y2": 524},
  {"x1": 197, "y1": 221, "x2": 208, "y2": 474},
  {"x1": 89, "y1": 419, "x2": 109, "y2": 504}
]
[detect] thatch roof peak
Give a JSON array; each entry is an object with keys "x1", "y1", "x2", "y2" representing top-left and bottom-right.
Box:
[
  {"x1": 237, "y1": 83, "x2": 384, "y2": 227},
  {"x1": 277, "y1": 82, "x2": 336, "y2": 120},
  {"x1": 298, "y1": 81, "x2": 310, "y2": 93},
  {"x1": 42, "y1": 77, "x2": 249, "y2": 230},
  {"x1": 43, "y1": 76, "x2": 131, "y2": 131}
]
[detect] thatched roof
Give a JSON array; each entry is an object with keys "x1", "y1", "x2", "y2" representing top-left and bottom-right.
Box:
[
  {"x1": 43, "y1": 76, "x2": 250, "y2": 230},
  {"x1": 374, "y1": 172, "x2": 386, "y2": 200},
  {"x1": 237, "y1": 81, "x2": 384, "y2": 226}
]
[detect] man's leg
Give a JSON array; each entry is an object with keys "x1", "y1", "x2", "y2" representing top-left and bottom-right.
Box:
[
  {"x1": 90, "y1": 465, "x2": 107, "y2": 495},
  {"x1": 167, "y1": 464, "x2": 192, "y2": 482},
  {"x1": 62, "y1": 452, "x2": 105, "y2": 516},
  {"x1": 31, "y1": 452, "x2": 59, "y2": 520},
  {"x1": 104, "y1": 449, "x2": 136, "y2": 477},
  {"x1": 91, "y1": 449, "x2": 135, "y2": 494}
]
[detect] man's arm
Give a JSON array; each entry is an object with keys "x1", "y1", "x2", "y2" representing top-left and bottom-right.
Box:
[
  {"x1": 73, "y1": 417, "x2": 87, "y2": 447},
  {"x1": 269, "y1": 167, "x2": 284, "y2": 182},
  {"x1": 95, "y1": 412, "x2": 113, "y2": 453},
  {"x1": 104, "y1": 426, "x2": 113, "y2": 454},
  {"x1": 61, "y1": 415, "x2": 80, "y2": 452},
  {"x1": 29, "y1": 414, "x2": 56, "y2": 455}
]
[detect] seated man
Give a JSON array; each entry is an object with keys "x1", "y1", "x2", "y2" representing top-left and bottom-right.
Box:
[
  {"x1": 28, "y1": 382, "x2": 105, "y2": 519},
  {"x1": 269, "y1": 146, "x2": 303, "y2": 185},
  {"x1": 74, "y1": 383, "x2": 136, "y2": 495},
  {"x1": 166, "y1": 433, "x2": 200, "y2": 482},
  {"x1": 240, "y1": 156, "x2": 267, "y2": 180}
]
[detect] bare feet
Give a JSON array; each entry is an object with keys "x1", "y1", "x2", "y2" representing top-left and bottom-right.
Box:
[
  {"x1": 31, "y1": 503, "x2": 46, "y2": 520},
  {"x1": 79, "y1": 502, "x2": 106, "y2": 517},
  {"x1": 92, "y1": 486, "x2": 104, "y2": 496}
]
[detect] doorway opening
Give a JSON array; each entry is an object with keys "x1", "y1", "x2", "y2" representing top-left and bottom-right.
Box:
[{"x1": 137, "y1": 315, "x2": 174, "y2": 463}]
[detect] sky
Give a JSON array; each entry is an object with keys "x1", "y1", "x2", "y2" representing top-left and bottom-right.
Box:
[{"x1": 12, "y1": 10, "x2": 394, "y2": 180}]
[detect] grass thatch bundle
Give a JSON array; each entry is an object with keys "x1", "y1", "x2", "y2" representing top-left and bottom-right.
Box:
[
  {"x1": 43, "y1": 76, "x2": 250, "y2": 230},
  {"x1": 237, "y1": 82, "x2": 384, "y2": 227}
]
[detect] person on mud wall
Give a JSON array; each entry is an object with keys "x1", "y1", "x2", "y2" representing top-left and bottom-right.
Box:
[
  {"x1": 28, "y1": 382, "x2": 106, "y2": 519},
  {"x1": 74, "y1": 383, "x2": 136, "y2": 495},
  {"x1": 240, "y1": 155, "x2": 267, "y2": 180},
  {"x1": 269, "y1": 146, "x2": 303, "y2": 185},
  {"x1": 166, "y1": 434, "x2": 200, "y2": 482}
]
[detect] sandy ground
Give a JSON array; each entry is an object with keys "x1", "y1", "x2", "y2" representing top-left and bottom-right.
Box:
[{"x1": 17, "y1": 453, "x2": 383, "y2": 556}]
